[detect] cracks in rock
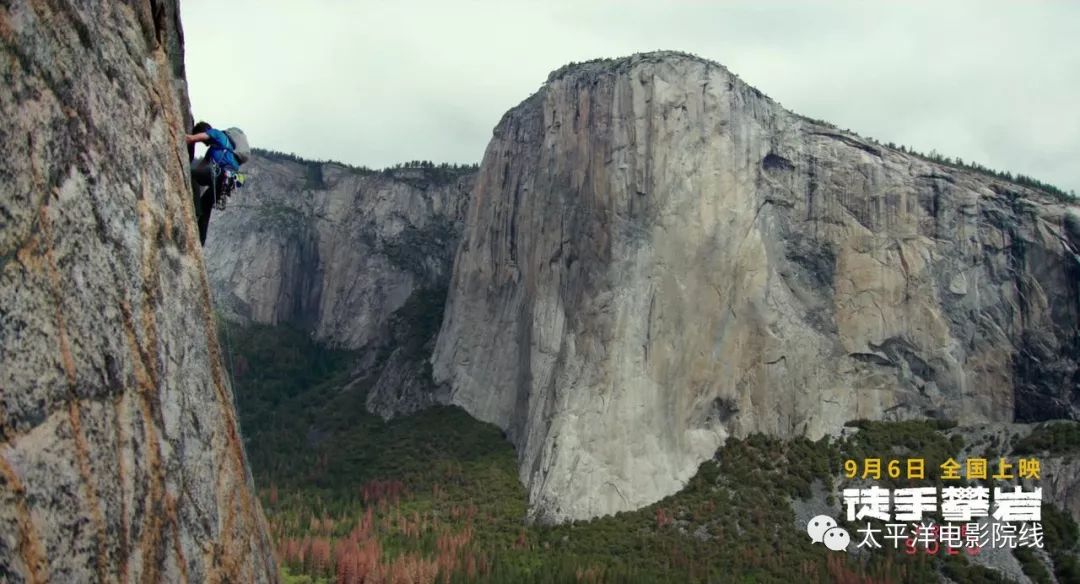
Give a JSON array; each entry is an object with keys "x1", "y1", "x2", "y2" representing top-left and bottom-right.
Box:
[
  {"x1": 606, "y1": 481, "x2": 630, "y2": 508},
  {"x1": 1, "y1": 141, "x2": 52, "y2": 276},
  {"x1": 739, "y1": 196, "x2": 795, "y2": 259},
  {"x1": 67, "y1": 401, "x2": 110, "y2": 583},
  {"x1": 712, "y1": 285, "x2": 737, "y2": 320},
  {"x1": 0, "y1": 456, "x2": 49, "y2": 583},
  {"x1": 32, "y1": 198, "x2": 112, "y2": 581},
  {"x1": 119, "y1": 301, "x2": 169, "y2": 584},
  {"x1": 753, "y1": 196, "x2": 794, "y2": 223},
  {"x1": 917, "y1": 173, "x2": 956, "y2": 185},
  {"x1": 883, "y1": 403, "x2": 909, "y2": 415},
  {"x1": 809, "y1": 131, "x2": 883, "y2": 158},
  {"x1": 847, "y1": 285, "x2": 891, "y2": 334},
  {"x1": 644, "y1": 289, "x2": 655, "y2": 365},
  {"x1": 110, "y1": 394, "x2": 133, "y2": 581},
  {"x1": 896, "y1": 241, "x2": 915, "y2": 303},
  {"x1": 870, "y1": 294, "x2": 889, "y2": 335},
  {"x1": 849, "y1": 352, "x2": 895, "y2": 367}
]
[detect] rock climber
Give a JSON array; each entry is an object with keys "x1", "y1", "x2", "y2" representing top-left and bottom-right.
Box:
[{"x1": 186, "y1": 121, "x2": 241, "y2": 246}]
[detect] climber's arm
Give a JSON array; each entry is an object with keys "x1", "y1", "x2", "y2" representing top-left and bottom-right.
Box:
[{"x1": 185, "y1": 132, "x2": 210, "y2": 145}]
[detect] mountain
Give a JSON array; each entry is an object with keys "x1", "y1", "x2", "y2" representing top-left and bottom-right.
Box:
[
  {"x1": 0, "y1": 2, "x2": 275, "y2": 581},
  {"x1": 197, "y1": 51, "x2": 1080, "y2": 583},
  {"x1": 204, "y1": 153, "x2": 474, "y2": 416},
  {"x1": 431, "y1": 51, "x2": 1080, "y2": 523},
  {"x1": 7, "y1": 2, "x2": 1079, "y2": 578}
]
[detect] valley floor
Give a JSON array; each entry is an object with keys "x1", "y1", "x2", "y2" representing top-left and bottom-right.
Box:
[{"x1": 222, "y1": 321, "x2": 1080, "y2": 584}]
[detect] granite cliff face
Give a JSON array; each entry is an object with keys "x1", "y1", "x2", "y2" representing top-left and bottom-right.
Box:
[
  {"x1": 204, "y1": 154, "x2": 473, "y2": 416},
  {"x1": 1, "y1": 2, "x2": 276, "y2": 581},
  {"x1": 432, "y1": 52, "x2": 1080, "y2": 522}
]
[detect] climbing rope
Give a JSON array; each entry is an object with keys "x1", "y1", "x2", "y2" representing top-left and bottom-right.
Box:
[
  {"x1": 209, "y1": 163, "x2": 244, "y2": 211},
  {"x1": 199, "y1": 160, "x2": 246, "y2": 408},
  {"x1": 210, "y1": 162, "x2": 220, "y2": 210},
  {"x1": 216, "y1": 308, "x2": 244, "y2": 426}
]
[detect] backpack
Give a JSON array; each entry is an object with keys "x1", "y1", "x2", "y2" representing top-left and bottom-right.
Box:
[{"x1": 224, "y1": 127, "x2": 251, "y2": 164}]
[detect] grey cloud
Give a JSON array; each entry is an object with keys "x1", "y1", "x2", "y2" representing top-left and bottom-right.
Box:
[{"x1": 182, "y1": 0, "x2": 1079, "y2": 192}]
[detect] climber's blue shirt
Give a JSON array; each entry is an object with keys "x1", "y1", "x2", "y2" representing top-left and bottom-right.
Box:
[{"x1": 204, "y1": 128, "x2": 239, "y2": 171}]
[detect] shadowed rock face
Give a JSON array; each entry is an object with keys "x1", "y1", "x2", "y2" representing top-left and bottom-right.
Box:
[
  {"x1": 432, "y1": 52, "x2": 1080, "y2": 522},
  {"x1": 204, "y1": 154, "x2": 472, "y2": 416},
  {"x1": 1, "y1": 2, "x2": 276, "y2": 581}
]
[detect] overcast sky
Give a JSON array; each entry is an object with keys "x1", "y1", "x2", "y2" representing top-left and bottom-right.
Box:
[{"x1": 182, "y1": 1, "x2": 1079, "y2": 193}]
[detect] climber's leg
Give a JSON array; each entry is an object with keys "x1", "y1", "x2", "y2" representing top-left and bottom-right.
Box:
[
  {"x1": 191, "y1": 159, "x2": 218, "y2": 246},
  {"x1": 191, "y1": 159, "x2": 212, "y2": 211},
  {"x1": 198, "y1": 189, "x2": 214, "y2": 246}
]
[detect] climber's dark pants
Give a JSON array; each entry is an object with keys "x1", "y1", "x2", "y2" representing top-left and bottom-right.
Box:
[{"x1": 191, "y1": 160, "x2": 221, "y2": 247}]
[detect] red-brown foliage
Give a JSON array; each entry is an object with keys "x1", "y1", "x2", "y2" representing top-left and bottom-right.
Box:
[
  {"x1": 273, "y1": 494, "x2": 492, "y2": 584},
  {"x1": 360, "y1": 479, "x2": 405, "y2": 508},
  {"x1": 824, "y1": 554, "x2": 896, "y2": 584},
  {"x1": 334, "y1": 536, "x2": 382, "y2": 584},
  {"x1": 655, "y1": 507, "x2": 673, "y2": 529}
]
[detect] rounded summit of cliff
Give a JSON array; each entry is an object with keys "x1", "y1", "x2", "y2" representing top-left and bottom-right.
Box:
[
  {"x1": 543, "y1": 50, "x2": 770, "y2": 98},
  {"x1": 547, "y1": 50, "x2": 722, "y2": 76},
  {"x1": 438, "y1": 45, "x2": 1080, "y2": 523}
]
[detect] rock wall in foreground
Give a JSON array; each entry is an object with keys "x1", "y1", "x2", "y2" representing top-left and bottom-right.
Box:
[
  {"x1": 1, "y1": 2, "x2": 277, "y2": 581},
  {"x1": 432, "y1": 52, "x2": 1080, "y2": 522}
]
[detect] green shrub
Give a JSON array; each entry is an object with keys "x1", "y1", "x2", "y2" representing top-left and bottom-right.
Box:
[
  {"x1": 1014, "y1": 547, "x2": 1053, "y2": 584},
  {"x1": 229, "y1": 323, "x2": 1054, "y2": 582},
  {"x1": 1013, "y1": 422, "x2": 1080, "y2": 455}
]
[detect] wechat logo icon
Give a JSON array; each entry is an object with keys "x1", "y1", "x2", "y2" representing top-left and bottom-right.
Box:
[{"x1": 807, "y1": 515, "x2": 850, "y2": 551}]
